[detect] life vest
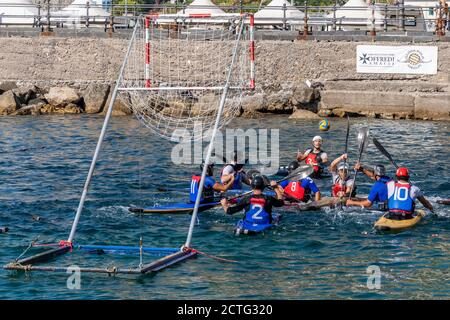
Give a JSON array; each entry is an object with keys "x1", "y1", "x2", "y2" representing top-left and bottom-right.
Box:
[
  {"x1": 189, "y1": 175, "x2": 214, "y2": 203},
  {"x1": 387, "y1": 181, "x2": 414, "y2": 215},
  {"x1": 304, "y1": 149, "x2": 324, "y2": 173},
  {"x1": 221, "y1": 164, "x2": 243, "y2": 190},
  {"x1": 332, "y1": 176, "x2": 354, "y2": 197},
  {"x1": 244, "y1": 197, "x2": 271, "y2": 225},
  {"x1": 283, "y1": 181, "x2": 306, "y2": 201}
]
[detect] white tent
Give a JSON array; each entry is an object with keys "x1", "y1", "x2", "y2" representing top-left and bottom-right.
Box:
[
  {"x1": 0, "y1": 0, "x2": 37, "y2": 25},
  {"x1": 53, "y1": 0, "x2": 109, "y2": 24},
  {"x1": 177, "y1": 0, "x2": 226, "y2": 15},
  {"x1": 255, "y1": 0, "x2": 305, "y2": 25},
  {"x1": 327, "y1": 0, "x2": 383, "y2": 26}
]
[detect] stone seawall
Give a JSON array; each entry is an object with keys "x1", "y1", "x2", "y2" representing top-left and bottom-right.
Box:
[{"x1": 0, "y1": 37, "x2": 449, "y2": 120}]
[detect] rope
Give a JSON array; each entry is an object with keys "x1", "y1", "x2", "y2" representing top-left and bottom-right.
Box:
[
  {"x1": 15, "y1": 237, "x2": 39, "y2": 262},
  {"x1": 184, "y1": 247, "x2": 238, "y2": 264}
]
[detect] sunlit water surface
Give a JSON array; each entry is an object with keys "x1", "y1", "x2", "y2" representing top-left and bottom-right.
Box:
[{"x1": 0, "y1": 115, "x2": 448, "y2": 299}]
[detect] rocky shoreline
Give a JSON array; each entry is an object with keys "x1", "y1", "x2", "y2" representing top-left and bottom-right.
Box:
[
  {"x1": 1, "y1": 81, "x2": 448, "y2": 121},
  {"x1": 0, "y1": 38, "x2": 449, "y2": 121}
]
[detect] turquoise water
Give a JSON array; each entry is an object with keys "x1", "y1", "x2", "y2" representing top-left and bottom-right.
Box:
[{"x1": 0, "y1": 115, "x2": 448, "y2": 299}]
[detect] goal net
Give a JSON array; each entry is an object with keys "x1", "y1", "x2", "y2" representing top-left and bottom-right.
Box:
[{"x1": 117, "y1": 14, "x2": 255, "y2": 140}]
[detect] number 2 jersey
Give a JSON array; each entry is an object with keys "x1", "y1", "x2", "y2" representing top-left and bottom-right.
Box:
[
  {"x1": 387, "y1": 180, "x2": 422, "y2": 214},
  {"x1": 225, "y1": 194, "x2": 284, "y2": 225}
]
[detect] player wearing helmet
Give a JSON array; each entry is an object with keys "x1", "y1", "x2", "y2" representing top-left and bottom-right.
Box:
[
  {"x1": 220, "y1": 176, "x2": 284, "y2": 233},
  {"x1": 346, "y1": 163, "x2": 391, "y2": 209},
  {"x1": 330, "y1": 154, "x2": 355, "y2": 198},
  {"x1": 279, "y1": 161, "x2": 321, "y2": 202},
  {"x1": 220, "y1": 151, "x2": 251, "y2": 190},
  {"x1": 297, "y1": 136, "x2": 328, "y2": 177},
  {"x1": 189, "y1": 162, "x2": 234, "y2": 204},
  {"x1": 385, "y1": 167, "x2": 433, "y2": 219}
]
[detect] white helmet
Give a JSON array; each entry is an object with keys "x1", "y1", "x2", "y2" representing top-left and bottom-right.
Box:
[
  {"x1": 337, "y1": 162, "x2": 349, "y2": 171},
  {"x1": 312, "y1": 136, "x2": 323, "y2": 142}
]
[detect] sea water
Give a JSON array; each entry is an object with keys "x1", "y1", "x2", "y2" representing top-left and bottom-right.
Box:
[{"x1": 0, "y1": 115, "x2": 448, "y2": 299}]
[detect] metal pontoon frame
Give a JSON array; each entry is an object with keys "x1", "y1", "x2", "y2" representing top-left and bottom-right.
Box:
[{"x1": 3, "y1": 13, "x2": 253, "y2": 276}]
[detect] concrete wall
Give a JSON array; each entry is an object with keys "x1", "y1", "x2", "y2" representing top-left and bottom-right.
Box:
[{"x1": 0, "y1": 37, "x2": 449, "y2": 120}]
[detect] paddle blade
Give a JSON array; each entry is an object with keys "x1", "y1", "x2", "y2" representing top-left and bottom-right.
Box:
[
  {"x1": 357, "y1": 127, "x2": 369, "y2": 153},
  {"x1": 372, "y1": 136, "x2": 397, "y2": 168},
  {"x1": 283, "y1": 165, "x2": 314, "y2": 182},
  {"x1": 344, "y1": 115, "x2": 350, "y2": 155}
]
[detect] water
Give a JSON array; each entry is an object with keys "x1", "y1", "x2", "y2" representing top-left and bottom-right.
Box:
[{"x1": 0, "y1": 115, "x2": 448, "y2": 299}]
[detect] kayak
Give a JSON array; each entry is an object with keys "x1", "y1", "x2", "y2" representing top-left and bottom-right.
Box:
[
  {"x1": 374, "y1": 210, "x2": 426, "y2": 231},
  {"x1": 129, "y1": 202, "x2": 220, "y2": 215},
  {"x1": 234, "y1": 214, "x2": 281, "y2": 235},
  {"x1": 437, "y1": 199, "x2": 450, "y2": 205},
  {"x1": 129, "y1": 190, "x2": 277, "y2": 215},
  {"x1": 286, "y1": 196, "x2": 367, "y2": 211}
]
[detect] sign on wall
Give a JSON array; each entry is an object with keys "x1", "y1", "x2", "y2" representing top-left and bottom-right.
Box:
[{"x1": 356, "y1": 45, "x2": 438, "y2": 75}]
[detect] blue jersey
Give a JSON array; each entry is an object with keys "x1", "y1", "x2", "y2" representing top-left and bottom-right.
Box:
[
  {"x1": 367, "y1": 176, "x2": 391, "y2": 203},
  {"x1": 221, "y1": 164, "x2": 245, "y2": 190},
  {"x1": 226, "y1": 194, "x2": 284, "y2": 226},
  {"x1": 189, "y1": 175, "x2": 216, "y2": 203},
  {"x1": 232, "y1": 171, "x2": 244, "y2": 190},
  {"x1": 387, "y1": 181, "x2": 415, "y2": 214}
]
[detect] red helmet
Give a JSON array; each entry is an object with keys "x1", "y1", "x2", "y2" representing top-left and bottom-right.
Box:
[{"x1": 396, "y1": 167, "x2": 409, "y2": 178}]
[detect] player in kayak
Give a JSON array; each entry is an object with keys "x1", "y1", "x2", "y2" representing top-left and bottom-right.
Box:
[
  {"x1": 297, "y1": 136, "x2": 328, "y2": 178},
  {"x1": 330, "y1": 154, "x2": 356, "y2": 198},
  {"x1": 220, "y1": 151, "x2": 251, "y2": 190},
  {"x1": 384, "y1": 167, "x2": 433, "y2": 219},
  {"x1": 220, "y1": 176, "x2": 284, "y2": 234},
  {"x1": 346, "y1": 163, "x2": 391, "y2": 210},
  {"x1": 279, "y1": 161, "x2": 321, "y2": 202},
  {"x1": 190, "y1": 162, "x2": 235, "y2": 204}
]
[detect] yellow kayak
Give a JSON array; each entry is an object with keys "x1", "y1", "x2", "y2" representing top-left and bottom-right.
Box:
[{"x1": 374, "y1": 210, "x2": 426, "y2": 231}]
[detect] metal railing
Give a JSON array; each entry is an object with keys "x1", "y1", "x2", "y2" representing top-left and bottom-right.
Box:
[{"x1": 0, "y1": 2, "x2": 448, "y2": 36}]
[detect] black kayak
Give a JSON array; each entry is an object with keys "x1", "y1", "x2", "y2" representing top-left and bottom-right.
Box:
[{"x1": 129, "y1": 202, "x2": 220, "y2": 215}]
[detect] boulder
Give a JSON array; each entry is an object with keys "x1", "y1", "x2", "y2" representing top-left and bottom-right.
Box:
[
  {"x1": 103, "y1": 91, "x2": 133, "y2": 116},
  {"x1": 289, "y1": 109, "x2": 321, "y2": 119},
  {"x1": 0, "y1": 91, "x2": 20, "y2": 115},
  {"x1": 45, "y1": 87, "x2": 81, "y2": 108},
  {"x1": 39, "y1": 104, "x2": 57, "y2": 114},
  {"x1": 265, "y1": 90, "x2": 292, "y2": 113},
  {"x1": 63, "y1": 103, "x2": 84, "y2": 114},
  {"x1": 241, "y1": 93, "x2": 265, "y2": 113},
  {"x1": 27, "y1": 97, "x2": 47, "y2": 106},
  {"x1": 82, "y1": 83, "x2": 110, "y2": 114},
  {"x1": 0, "y1": 81, "x2": 17, "y2": 95},
  {"x1": 290, "y1": 84, "x2": 316, "y2": 106},
  {"x1": 12, "y1": 103, "x2": 44, "y2": 116},
  {"x1": 13, "y1": 85, "x2": 38, "y2": 104}
]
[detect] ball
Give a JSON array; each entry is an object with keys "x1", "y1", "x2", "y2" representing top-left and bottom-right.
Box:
[{"x1": 319, "y1": 119, "x2": 330, "y2": 131}]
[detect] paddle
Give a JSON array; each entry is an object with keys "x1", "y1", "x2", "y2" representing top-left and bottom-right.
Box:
[
  {"x1": 348, "y1": 127, "x2": 369, "y2": 199},
  {"x1": 372, "y1": 136, "x2": 435, "y2": 214},
  {"x1": 338, "y1": 115, "x2": 351, "y2": 208},
  {"x1": 344, "y1": 115, "x2": 350, "y2": 163}
]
